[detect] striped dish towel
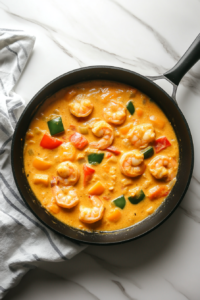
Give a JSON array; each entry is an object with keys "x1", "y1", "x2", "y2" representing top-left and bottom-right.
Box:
[{"x1": 0, "y1": 29, "x2": 86, "y2": 299}]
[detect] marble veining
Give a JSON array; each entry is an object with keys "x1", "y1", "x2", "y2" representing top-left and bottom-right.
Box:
[
  {"x1": 112, "y1": 280, "x2": 137, "y2": 300},
  {"x1": 109, "y1": 0, "x2": 180, "y2": 61},
  {"x1": 164, "y1": 279, "x2": 189, "y2": 300},
  {"x1": 1, "y1": 0, "x2": 200, "y2": 299},
  {"x1": 179, "y1": 205, "x2": 200, "y2": 224},
  {"x1": 1, "y1": 0, "x2": 200, "y2": 95}
]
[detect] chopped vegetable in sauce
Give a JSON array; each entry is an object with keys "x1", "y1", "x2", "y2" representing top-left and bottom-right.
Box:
[
  {"x1": 148, "y1": 185, "x2": 169, "y2": 200},
  {"x1": 69, "y1": 132, "x2": 88, "y2": 150},
  {"x1": 33, "y1": 157, "x2": 52, "y2": 170},
  {"x1": 83, "y1": 164, "x2": 95, "y2": 186},
  {"x1": 88, "y1": 181, "x2": 105, "y2": 195},
  {"x1": 28, "y1": 149, "x2": 34, "y2": 156},
  {"x1": 106, "y1": 146, "x2": 121, "y2": 155},
  {"x1": 128, "y1": 190, "x2": 145, "y2": 204},
  {"x1": 48, "y1": 116, "x2": 64, "y2": 136},
  {"x1": 112, "y1": 195, "x2": 126, "y2": 209},
  {"x1": 88, "y1": 153, "x2": 104, "y2": 165},
  {"x1": 141, "y1": 146, "x2": 154, "y2": 159},
  {"x1": 79, "y1": 126, "x2": 88, "y2": 134},
  {"x1": 154, "y1": 136, "x2": 171, "y2": 153},
  {"x1": 126, "y1": 101, "x2": 135, "y2": 115},
  {"x1": 40, "y1": 134, "x2": 63, "y2": 149}
]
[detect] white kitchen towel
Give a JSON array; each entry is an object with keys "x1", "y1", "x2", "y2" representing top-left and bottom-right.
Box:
[{"x1": 0, "y1": 29, "x2": 86, "y2": 299}]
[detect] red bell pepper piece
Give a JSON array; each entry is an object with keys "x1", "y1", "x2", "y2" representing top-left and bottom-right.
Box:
[
  {"x1": 105, "y1": 152, "x2": 112, "y2": 159},
  {"x1": 103, "y1": 195, "x2": 111, "y2": 201},
  {"x1": 69, "y1": 132, "x2": 88, "y2": 150},
  {"x1": 148, "y1": 185, "x2": 169, "y2": 200},
  {"x1": 40, "y1": 133, "x2": 63, "y2": 149},
  {"x1": 154, "y1": 136, "x2": 171, "y2": 153},
  {"x1": 69, "y1": 124, "x2": 76, "y2": 131},
  {"x1": 106, "y1": 146, "x2": 121, "y2": 156},
  {"x1": 83, "y1": 164, "x2": 95, "y2": 186}
]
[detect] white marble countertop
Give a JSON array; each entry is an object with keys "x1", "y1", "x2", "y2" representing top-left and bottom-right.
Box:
[{"x1": 1, "y1": 0, "x2": 200, "y2": 299}]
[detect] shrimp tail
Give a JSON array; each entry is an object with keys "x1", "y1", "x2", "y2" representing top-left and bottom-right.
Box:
[
  {"x1": 50, "y1": 176, "x2": 58, "y2": 187},
  {"x1": 57, "y1": 176, "x2": 69, "y2": 186},
  {"x1": 89, "y1": 141, "x2": 99, "y2": 149}
]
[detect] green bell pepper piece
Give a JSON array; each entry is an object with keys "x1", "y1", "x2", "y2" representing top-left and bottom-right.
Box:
[
  {"x1": 128, "y1": 190, "x2": 145, "y2": 204},
  {"x1": 126, "y1": 101, "x2": 135, "y2": 115},
  {"x1": 112, "y1": 195, "x2": 126, "y2": 209},
  {"x1": 47, "y1": 116, "x2": 64, "y2": 136},
  {"x1": 141, "y1": 146, "x2": 154, "y2": 159},
  {"x1": 88, "y1": 153, "x2": 104, "y2": 165}
]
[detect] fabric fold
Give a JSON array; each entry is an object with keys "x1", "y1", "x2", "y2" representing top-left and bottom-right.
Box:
[{"x1": 0, "y1": 30, "x2": 86, "y2": 299}]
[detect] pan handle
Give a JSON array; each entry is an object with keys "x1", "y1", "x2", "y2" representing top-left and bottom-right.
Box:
[
  {"x1": 147, "y1": 34, "x2": 200, "y2": 103},
  {"x1": 164, "y1": 34, "x2": 200, "y2": 85}
]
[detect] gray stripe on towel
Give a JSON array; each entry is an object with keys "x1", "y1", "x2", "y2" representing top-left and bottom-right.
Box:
[
  {"x1": 0, "y1": 123, "x2": 10, "y2": 136},
  {"x1": 6, "y1": 45, "x2": 22, "y2": 73},
  {"x1": 0, "y1": 136, "x2": 12, "y2": 155},
  {"x1": 2, "y1": 191, "x2": 67, "y2": 260}
]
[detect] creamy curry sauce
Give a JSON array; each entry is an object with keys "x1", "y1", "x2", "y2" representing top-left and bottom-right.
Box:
[{"x1": 24, "y1": 80, "x2": 179, "y2": 231}]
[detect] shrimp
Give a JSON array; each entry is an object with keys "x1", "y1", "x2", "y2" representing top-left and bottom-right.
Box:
[
  {"x1": 51, "y1": 179, "x2": 79, "y2": 208},
  {"x1": 103, "y1": 100, "x2": 126, "y2": 125},
  {"x1": 90, "y1": 120, "x2": 114, "y2": 150},
  {"x1": 120, "y1": 150, "x2": 146, "y2": 177},
  {"x1": 79, "y1": 195, "x2": 104, "y2": 224},
  {"x1": 148, "y1": 155, "x2": 177, "y2": 181},
  {"x1": 127, "y1": 123, "x2": 155, "y2": 149},
  {"x1": 69, "y1": 99, "x2": 93, "y2": 117},
  {"x1": 57, "y1": 161, "x2": 80, "y2": 186},
  {"x1": 59, "y1": 142, "x2": 76, "y2": 162}
]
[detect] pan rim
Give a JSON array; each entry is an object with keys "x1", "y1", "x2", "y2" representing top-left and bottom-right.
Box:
[{"x1": 11, "y1": 65, "x2": 194, "y2": 245}]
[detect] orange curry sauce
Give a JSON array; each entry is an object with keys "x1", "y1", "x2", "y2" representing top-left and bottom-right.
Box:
[{"x1": 23, "y1": 80, "x2": 179, "y2": 231}]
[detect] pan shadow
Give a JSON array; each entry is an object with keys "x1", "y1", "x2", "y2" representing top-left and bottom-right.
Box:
[{"x1": 85, "y1": 207, "x2": 184, "y2": 269}]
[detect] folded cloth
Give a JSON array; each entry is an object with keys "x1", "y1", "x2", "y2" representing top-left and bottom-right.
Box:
[{"x1": 0, "y1": 29, "x2": 86, "y2": 299}]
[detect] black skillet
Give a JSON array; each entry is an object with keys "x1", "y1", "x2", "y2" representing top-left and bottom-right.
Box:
[{"x1": 11, "y1": 34, "x2": 200, "y2": 244}]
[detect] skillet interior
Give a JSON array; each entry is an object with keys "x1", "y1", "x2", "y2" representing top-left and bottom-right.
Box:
[{"x1": 11, "y1": 66, "x2": 194, "y2": 244}]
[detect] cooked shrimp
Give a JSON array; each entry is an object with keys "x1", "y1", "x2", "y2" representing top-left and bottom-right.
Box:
[
  {"x1": 103, "y1": 100, "x2": 126, "y2": 125},
  {"x1": 127, "y1": 124, "x2": 155, "y2": 149},
  {"x1": 69, "y1": 99, "x2": 93, "y2": 117},
  {"x1": 79, "y1": 195, "x2": 104, "y2": 224},
  {"x1": 51, "y1": 179, "x2": 79, "y2": 208},
  {"x1": 59, "y1": 142, "x2": 76, "y2": 162},
  {"x1": 57, "y1": 161, "x2": 80, "y2": 185},
  {"x1": 148, "y1": 155, "x2": 177, "y2": 181},
  {"x1": 90, "y1": 120, "x2": 114, "y2": 150},
  {"x1": 120, "y1": 150, "x2": 146, "y2": 177}
]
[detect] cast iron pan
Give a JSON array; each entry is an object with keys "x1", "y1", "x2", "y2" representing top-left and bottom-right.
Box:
[{"x1": 11, "y1": 34, "x2": 200, "y2": 244}]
